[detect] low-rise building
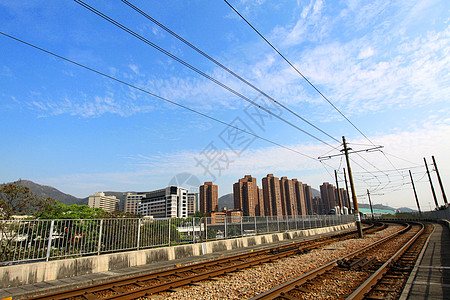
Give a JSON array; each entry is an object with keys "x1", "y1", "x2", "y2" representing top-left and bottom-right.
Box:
[
  {"x1": 137, "y1": 186, "x2": 188, "y2": 218},
  {"x1": 124, "y1": 192, "x2": 145, "y2": 214},
  {"x1": 88, "y1": 192, "x2": 119, "y2": 212},
  {"x1": 226, "y1": 209, "x2": 243, "y2": 223},
  {"x1": 209, "y1": 211, "x2": 226, "y2": 224}
]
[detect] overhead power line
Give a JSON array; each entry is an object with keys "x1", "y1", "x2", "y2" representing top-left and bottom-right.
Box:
[
  {"x1": 0, "y1": 31, "x2": 318, "y2": 161},
  {"x1": 223, "y1": 0, "x2": 368, "y2": 143},
  {"x1": 74, "y1": 0, "x2": 339, "y2": 148},
  {"x1": 119, "y1": 0, "x2": 339, "y2": 144},
  {"x1": 85, "y1": 0, "x2": 409, "y2": 195},
  {"x1": 351, "y1": 165, "x2": 424, "y2": 174},
  {"x1": 223, "y1": 0, "x2": 407, "y2": 181}
]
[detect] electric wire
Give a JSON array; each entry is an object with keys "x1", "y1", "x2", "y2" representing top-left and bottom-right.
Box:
[
  {"x1": 383, "y1": 152, "x2": 422, "y2": 166},
  {"x1": 0, "y1": 31, "x2": 319, "y2": 162},
  {"x1": 91, "y1": 0, "x2": 409, "y2": 197},
  {"x1": 351, "y1": 165, "x2": 424, "y2": 174},
  {"x1": 74, "y1": 0, "x2": 338, "y2": 148},
  {"x1": 119, "y1": 0, "x2": 340, "y2": 144},
  {"x1": 223, "y1": 0, "x2": 407, "y2": 182},
  {"x1": 223, "y1": 0, "x2": 372, "y2": 145}
]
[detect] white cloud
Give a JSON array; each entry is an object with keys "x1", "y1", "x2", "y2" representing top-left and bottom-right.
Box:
[
  {"x1": 26, "y1": 93, "x2": 155, "y2": 118},
  {"x1": 357, "y1": 47, "x2": 375, "y2": 59},
  {"x1": 12, "y1": 1, "x2": 448, "y2": 124},
  {"x1": 270, "y1": 0, "x2": 328, "y2": 47},
  {"x1": 129, "y1": 64, "x2": 139, "y2": 75},
  {"x1": 40, "y1": 120, "x2": 450, "y2": 208},
  {"x1": 0, "y1": 66, "x2": 13, "y2": 77},
  {"x1": 123, "y1": 7, "x2": 449, "y2": 120},
  {"x1": 292, "y1": 26, "x2": 450, "y2": 116}
]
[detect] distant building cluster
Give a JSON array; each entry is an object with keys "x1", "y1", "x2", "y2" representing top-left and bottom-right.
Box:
[
  {"x1": 87, "y1": 188, "x2": 199, "y2": 217},
  {"x1": 229, "y1": 174, "x2": 349, "y2": 217},
  {"x1": 86, "y1": 173, "x2": 351, "y2": 218},
  {"x1": 319, "y1": 182, "x2": 350, "y2": 215}
]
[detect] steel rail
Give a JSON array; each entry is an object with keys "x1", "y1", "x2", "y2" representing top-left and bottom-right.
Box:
[
  {"x1": 345, "y1": 222, "x2": 425, "y2": 300},
  {"x1": 250, "y1": 222, "x2": 411, "y2": 300},
  {"x1": 28, "y1": 223, "x2": 382, "y2": 300},
  {"x1": 100, "y1": 224, "x2": 382, "y2": 300}
]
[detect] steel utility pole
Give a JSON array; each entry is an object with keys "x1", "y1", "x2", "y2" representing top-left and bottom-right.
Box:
[
  {"x1": 343, "y1": 168, "x2": 353, "y2": 213},
  {"x1": 342, "y1": 136, "x2": 363, "y2": 238},
  {"x1": 424, "y1": 157, "x2": 439, "y2": 209},
  {"x1": 367, "y1": 189, "x2": 374, "y2": 220},
  {"x1": 335, "y1": 170, "x2": 343, "y2": 214},
  {"x1": 432, "y1": 156, "x2": 448, "y2": 205},
  {"x1": 409, "y1": 170, "x2": 422, "y2": 216}
]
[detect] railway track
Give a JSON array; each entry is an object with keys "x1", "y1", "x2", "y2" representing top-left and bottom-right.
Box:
[
  {"x1": 27, "y1": 222, "x2": 383, "y2": 300},
  {"x1": 250, "y1": 222, "x2": 430, "y2": 300},
  {"x1": 350, "y1": 223, "x2": 434, "y2": 300}
]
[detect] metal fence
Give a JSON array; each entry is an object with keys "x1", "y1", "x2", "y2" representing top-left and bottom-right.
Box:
[
  {"x1": 373, "y1": 206, "x2": 450, "y2": 221},
  {"x1": 1, "y1": 214, "x2": 354, "y2": 265}
]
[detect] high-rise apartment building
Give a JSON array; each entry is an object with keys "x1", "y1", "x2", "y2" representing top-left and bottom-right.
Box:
[
  {"x1": 257, "y1": 188, "x2": 264, "y2": 216},
  {"x1": 262, "y1": 174, "x2": 283, "y2": 216},
  {"x1": 233, "y1": 175, "x2": 263, "y2": 216},
  {"x1": 312, "y1": 196, "x2": 321, "y2": 214},
  {"x1": 187, "y1": 193, "x2": 199, "y2": 216},
  {"x1": 199, "y1": 182, "x2": 218, "y2": 215},
  {"x1": 336, "y1": 188, "x2": 350, "y2": 214},
  {"x1": 303, "y1": 184, "x2": 314, "y2": 215},
  {"x1": 292, "y1": 179, "x2": 307, "y2": 216},
  {"x1": 320, "y1": 182, "x2": 338, "y2": 214},
  {"x1": 137, "y1": 186, "x2": 188, "y2": 218},
  {"x1": 280, "y1": 177, "x2": 298, "y2": 216},
  {"x1": 88, "y1": 192, "x2": 119, "y2": 213},
  {"x1": 279, "y1": 177, "x2": 288, "y2": 215}
]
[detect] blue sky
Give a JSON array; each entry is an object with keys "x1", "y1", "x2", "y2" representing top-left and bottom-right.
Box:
[{"x1": 1, "y1": 0, "x2": 449, "y2": 210}]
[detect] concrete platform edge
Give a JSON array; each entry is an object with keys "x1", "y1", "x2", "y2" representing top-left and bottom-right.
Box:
[{"x1": 398, "y1": 223, "x2": 436, "y2": 300}]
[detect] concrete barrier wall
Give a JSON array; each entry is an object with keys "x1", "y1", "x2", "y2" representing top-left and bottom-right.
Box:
[
  {"x1": 438, "y1": 219, "x2": 450, "y2": 232},
  {"x1": 0, "y1": 223, "x2": 355, "y2": 288}
]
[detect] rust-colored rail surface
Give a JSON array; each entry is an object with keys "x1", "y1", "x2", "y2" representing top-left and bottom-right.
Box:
[
  {"x1": 347, "y1": 223, "x2": 434, "y2": 300},
  {"x1": 27, "y1": 223, "x2": 383, "y2": 300},
  {"x1": 250, "y1": 222, "x2": 430, "y2": 300}
]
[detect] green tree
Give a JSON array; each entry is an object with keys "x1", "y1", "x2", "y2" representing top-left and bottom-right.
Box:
[
  {"x1": 36, "y1": 203, "x2": 109, "y2": 219},
  {"x1": 193, "y1": 211, "x2": 206, "y2": 218},
  {"x1": 1, "y1": 182, "x2": 59, "y2": 262},
  {"x1": 0, "y1": 182, "x2": 58, "y2": 219}
]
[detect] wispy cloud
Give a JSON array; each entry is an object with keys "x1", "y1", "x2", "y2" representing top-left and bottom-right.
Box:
[
  {"x1": 0, "y1": 66, "x2": 13, "y2": 77},
  {"x1": 40, "y1": 119, "x2": 450, "y2": 208},
  {"x1": 9, "y1": 0, "x2": 449, "y2": 124},
  {"x1": 26, "y1": 93, "x2": 155, "y2": 118},
  {"x1": 129, "y1": 64, "x2": 140, "y2": 75}
]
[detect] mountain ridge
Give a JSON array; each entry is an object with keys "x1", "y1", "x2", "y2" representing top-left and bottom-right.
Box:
[
  {"x1": 5, "y1": 180, "x2": 413, "y2": 212},
  {"x1": 14, "y1": 179, "x2": 87, "y2": 205}
]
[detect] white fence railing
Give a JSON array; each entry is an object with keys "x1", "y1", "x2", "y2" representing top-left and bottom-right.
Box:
[{"x1": 1, "y1": 214, "x2": 355, "y2": 265}]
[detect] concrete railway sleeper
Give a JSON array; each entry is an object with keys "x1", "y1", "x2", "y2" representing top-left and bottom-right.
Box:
[
  {"x1": 250, "y1": 222, "x2": 427, "y2": 300},
  {"x1": 26, "y1": 223, "x2": 383, "y2": 300},
  {"x1": 348, "y1": 223, "x2": 434, "y2": 300}
]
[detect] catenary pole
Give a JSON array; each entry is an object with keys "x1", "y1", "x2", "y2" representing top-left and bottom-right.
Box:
[
  {"x1": 409, "y1": 170, "x2": 422, "y2": 216},
  {"x1": 367, "y1": 189, "x2": 374, "y2": 220},
  {"x1": 424, "y1": 157, "x2": 439, "y2": 209},
  {"x1": 343, "y1": 168, "x2": 352, "y2": 213},
  {"x1": 335, "y1": 170, "x2": 343, "y2": 214},
  {"x1": 432, "y1": 156, "x2": 448, "y2": 205},
  {"x1": 342, "y1": 136, "x2": 363, "y2": 238}
]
